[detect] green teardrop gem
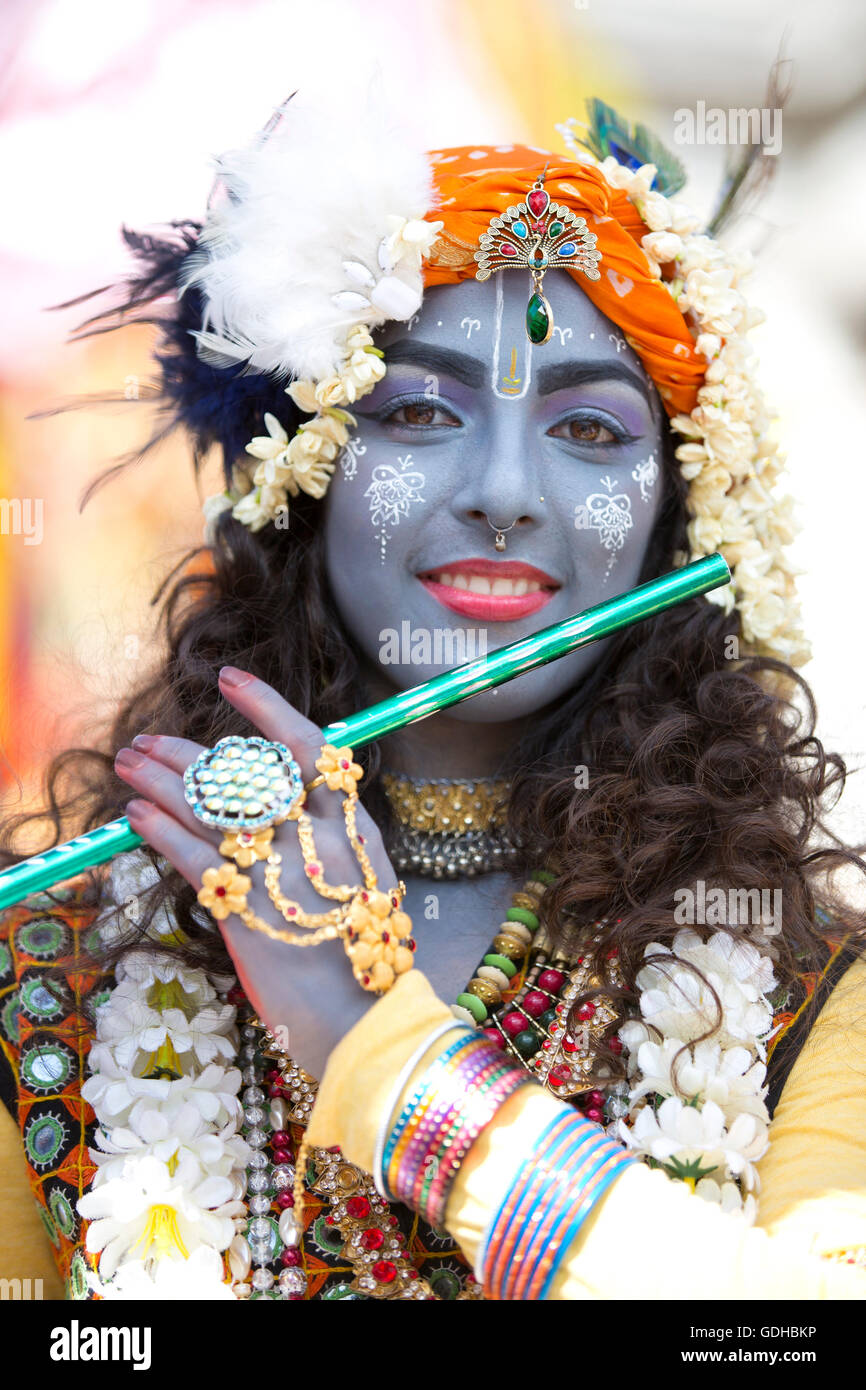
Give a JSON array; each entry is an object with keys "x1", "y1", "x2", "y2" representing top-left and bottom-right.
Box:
[{"x1": 526, "y1": 292, "x2": 551, "y2": 344}]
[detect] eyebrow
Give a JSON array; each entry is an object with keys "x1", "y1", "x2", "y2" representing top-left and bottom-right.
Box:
[
  {"x1": 536, "y1": 359, "x2": 652, "y2": 403},
  {"x1": 382, "y1": 340, "x2": 486, "y2": 388}
]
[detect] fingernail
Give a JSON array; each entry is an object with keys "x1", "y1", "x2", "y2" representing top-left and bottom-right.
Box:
[
  {"x1": 126, "y1": 798, "x2": 153, "y2": 818},
  {"x1": 132, "y1": 734, "x2": 156, "y2": 752},
  {"x1": 116, "y1": 748, "x2": 147, "y2": 770},
  {"x1": 219, "y1": 666, "x2": 253, "y2": 688}
]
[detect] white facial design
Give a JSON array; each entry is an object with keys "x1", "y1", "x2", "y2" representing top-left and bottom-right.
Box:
[
  {"x1": 340, "y1": 433, "x2": 367, "y2": 481},
  {"x1": 364, "y1": 453, "x2": 426, "y2": 563},
  {"x1": 574, "y1": 474, "x2": 634, "y2": 581},
  {"x1": 632, "y1": 452, "x2": 659, "y2": 502},
  {"x1": 491, "y1": 271, "x2": 533, "y2": 400}
]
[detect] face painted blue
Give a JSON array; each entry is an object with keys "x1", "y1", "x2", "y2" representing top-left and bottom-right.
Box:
[{"x1": 323, "y1": 270, "x2": 667, "y2": 723}]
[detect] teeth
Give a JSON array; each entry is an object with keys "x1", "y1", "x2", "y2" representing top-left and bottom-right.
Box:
[{"x1": 432, "y1": 572, "x2": 545, "y2": 597}]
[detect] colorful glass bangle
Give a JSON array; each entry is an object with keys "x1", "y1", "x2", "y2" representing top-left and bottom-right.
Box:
[
  {"x1": 488, "y1": 1127, "x2": 606, "y2": 1299},
  {"x1": 534, "y1": 1154, "x2": 634, "y2": 1301},
  {"x1": 508, "y1": 1141, "x2": 624, "y2": 1301},
  {"x1": 416, "y1": 1062, "x2": 526, "y2": 1221},
  {"x1": 473, "y1": 1110, "x2": 568, "y2": 1283},
  {"x1": 380, "y1": 1031, "x2": 482, "y2": 1187},
  {"x1": 402, "y1": 1050, "x2": 506, "y2": 1206},
  {"x1": 371, "y1": 1018, "x2": 469, "y2": 1199},
  {"x1": 385, "y1": 1034, "x2": 493, "y2": 1186},
  {"x1": 422, "y1": 1070, "x2": 532, "y2": 1229}
]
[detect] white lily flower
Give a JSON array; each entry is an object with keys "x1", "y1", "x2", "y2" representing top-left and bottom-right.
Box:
[
  {"x1": 88, "y1": 1245, "x2": 234, "y2": 1300},
  {"x1": 78, "y1": 1153, "x2": 245, "y2": 1279}
]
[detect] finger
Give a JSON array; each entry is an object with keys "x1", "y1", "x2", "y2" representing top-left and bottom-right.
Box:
[
  {"x1": 218, "y1": 667, "x2": 347, "y2": 819},
  {"x1": 130, "y1": 734, "x2": 205, "y2": 775},
  {"x1": 217, "y1": 668, "x2": 326, "y2": 778},
  {"x1": 125, "y1": 798, "x2": 220, "y2": 892},
  {"x1": 116, "y1": 749, "x2": 222, "y2": 843}
]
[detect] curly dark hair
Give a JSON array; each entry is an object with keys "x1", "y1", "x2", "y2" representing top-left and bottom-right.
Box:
[{"x1": 2, "y1": 224, "x2": 864, "y2": 1103}]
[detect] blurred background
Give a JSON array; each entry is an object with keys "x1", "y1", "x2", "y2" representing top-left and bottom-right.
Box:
[{"x1": 1, "y1": 0, "x2": 864, "y2": 858}]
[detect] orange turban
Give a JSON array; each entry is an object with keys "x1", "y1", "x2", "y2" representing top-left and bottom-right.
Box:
[{"x1": 422, "y1": 145, "x2": 705, "y2": 417}]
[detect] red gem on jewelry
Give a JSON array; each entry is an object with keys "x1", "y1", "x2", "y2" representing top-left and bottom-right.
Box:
[
  {"x1": 361, "y1": 892, "x2": 369, "y2": 901},
  {"x1": 361, "y1": 1228, "x2": 385, "y2": 1251},
  {"x1": 265, "y1": 1068, "x2": 280, "y2": 1083},
  {"x1": 391, "y1": 897, "x2": 398, "y2": 908},
  {"x1": 548, "y1": 1022, "x2": 560, "y2": 1035},
  {"x1": 408, "y1": 1270, "x2": 419, "y2": 1280},
  {"x1": 267, "y1": 1083, "x2": 283, "y2": 1098},
  {"x1": 538, "y1": 969, "x2": 565, "y2": 992},
  {"x1": 227, "y1": 986, "x2": 246, "y2": 1004},
  {"x1": 363, "y1": 975, "x2": 370, "y2": 986},
  {"x1": 276, "y1": 1191, "x2": 294, "y2": 1209},
  {"x1": 588, "y1": 1089, "x2": 605, "y2": 1107},
  {"x1": 609, "y1": 1037, "x2": 624, "y2": 1055},
  {"x1": 542, "y1": 1041, "x2": 552, "y2": 1051},
  {"x1": 527, "y1": 187, "x2": 549, "y2": 217},
  {"x1": 501, "y1": 1011, "x2": 525, "y2": 1038},
  {"x1": 388, "y1": 1216, "x2": 399, "y2": 1228},
  {"x1": 408, "y1": 939, "x2": 416, "y2": 951},
  {"x1": 358, "y1": 834, "x2": 365, "y2": 843},
  {"x1": 586, "y1": 1107, "x2": 604, "y2": 1123},
  {"x1": 340, "y1": 760, "x2": 349, "y2": 769},
  {"x1": 272, "y1": 1148, "x2": 291, "y2": 1166},
  {"x1": 382, "y1": 931, "x2": 389, "y2": 943},
  {"x1": 215, "y1": 887, "x2": 226, "y2": 897},
  {"x1": 240, "y1": 833, "x2": 252, "y2": 843},
  {"x1": 555, "y1": 1003, "x2": 565, "y2": 1014},
  {"x1": 325, "y1": 1215, "x2": 335, "y2": 1226},
  {"x1": 522, "y1": 990, "x2": 547, "y2": 1018},
  {"x1": 607, "y1": 947, "x2": 619, "y2": 958},
  {"x1": 482, "y1": 1028, "x2": 504, "y2": 1049},
  {"x1": 562, "y1": 1037, "x2": 578, "y2": 1053},
  {"x1": 372, "y1": 1260, "x2": 398, "y2": 1284},
  {"x1": 576, "y1": 1002, "x2": 596, "y2": 1021},
  {"x1": 287, "y1": 907, "x2": 297, "y2": 916},
  {"x1": 307, "y1": 864, "x2": 320, "y2": 876},
  {"x1": 499, "y1": 242, "x2": 517, "y2": 256},
  {"x1": 271, "y1": 1130, "x2": 290, "y2": 1148},
  {"x1": 346, "y1": 1195, "x2": 371, "y2": 1219},
  {"x1": 280, "y1": 1247, "x2": 301, "y2": 1266},
  {"x1": 531, "y1": 219, "x2": 546, "y2": 231}
]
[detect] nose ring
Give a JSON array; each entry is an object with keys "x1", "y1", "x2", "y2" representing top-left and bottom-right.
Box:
[{"x1": 487, "y1": 517, "x2": 518, "y2": 552}]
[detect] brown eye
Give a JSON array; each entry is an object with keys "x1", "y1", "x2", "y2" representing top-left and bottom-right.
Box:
[
  {"x1": 402, "y1": 403, "x2": 437, "y2": 425},
  {"x1": 387, "y1": 401, "x2": 461, "y2": 428},
  {"x1": 549, "y1": 417, "x2": 616, "y2": 444}
]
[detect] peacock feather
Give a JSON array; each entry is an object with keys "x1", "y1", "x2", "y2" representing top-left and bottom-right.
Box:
[{"x1": 573, "y1": 98, "x2": 687, "y2": 196}]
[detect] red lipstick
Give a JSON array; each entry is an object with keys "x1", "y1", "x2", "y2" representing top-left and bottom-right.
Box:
[{"x1": 418, "y1": 558, "x2": 559, "y2": 622}]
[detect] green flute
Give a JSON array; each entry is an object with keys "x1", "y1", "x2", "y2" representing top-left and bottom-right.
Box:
[{"x1": 0, "y1": 553, "x2": 730, "y2": 909}]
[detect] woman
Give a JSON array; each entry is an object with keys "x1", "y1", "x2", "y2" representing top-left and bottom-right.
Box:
[{"x1": 1, "y1": 90, "x2": 865, "y2": 1301}]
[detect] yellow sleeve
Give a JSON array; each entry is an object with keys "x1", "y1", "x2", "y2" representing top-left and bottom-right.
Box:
[{"x1": 306, "y1": 963, "x2": 866, "y2": 1299}]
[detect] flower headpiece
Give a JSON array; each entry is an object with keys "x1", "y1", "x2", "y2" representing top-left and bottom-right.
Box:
[{"x1": 192, "y1": 93, "x2": 808, "y2": 667}]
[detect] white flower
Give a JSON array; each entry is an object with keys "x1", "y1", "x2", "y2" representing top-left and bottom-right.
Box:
[
  {"x1": 231, "y1": 483, "x2": 287, "y2": 531},
  {"x1": 78, "y1": 1153, "x2": 245, "y2": 1279},
  {"x1": 622, "y1": 1095, "x2": 768, "y2": 1184},
  {"x1": 96, "y1": 994, "x2": 237, "y2": 1072},
  {"x1": 84, "y1": 1047, "x2": 243, "y2": 1128},
  {"x1": 381, "y1": 214, "x2": 444, "y2": 267},
  {"x1": 244, "y1": 412, "x2": 290, "y2": 465},
  {"x1": 88, "y1": 1245, "x2": 234, "y2": 1300},
  {"x1": 695, "y1": 1176, "x2": 758, "y2": 1222},
  {"x1": 628, "y1": 1036, "x2": 769, "y2": 1124}
]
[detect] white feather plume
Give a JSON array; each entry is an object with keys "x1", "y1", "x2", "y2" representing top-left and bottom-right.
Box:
[{"x1": 180, "y1": 83, "x2": 439, "y2": 383}]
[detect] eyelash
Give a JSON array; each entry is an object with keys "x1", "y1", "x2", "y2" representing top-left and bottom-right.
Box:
[
  {"x1": 368, "y1": 392, "x2": 462, "y2": 429},
  {"x1": 547, "y1": 410, "x2": 638, "y2": 448}
]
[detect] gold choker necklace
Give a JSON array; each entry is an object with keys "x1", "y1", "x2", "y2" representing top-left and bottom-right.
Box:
[{"x1": 381, "y1": 774, "x2": 517, "y2": 879}]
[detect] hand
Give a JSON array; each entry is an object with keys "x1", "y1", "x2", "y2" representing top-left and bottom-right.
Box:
[{"x1": 114, "y1": 666, "x2": 403, "y2": 1080}]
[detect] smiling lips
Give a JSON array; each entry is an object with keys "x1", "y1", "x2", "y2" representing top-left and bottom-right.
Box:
[{"x1": 418, "y1": 558, "x2": 560, "y2": 621}]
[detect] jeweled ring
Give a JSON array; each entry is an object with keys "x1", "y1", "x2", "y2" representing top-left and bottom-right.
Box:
[{"x1": 183, "y1": 736, "x2": 304, "y2": 831}]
